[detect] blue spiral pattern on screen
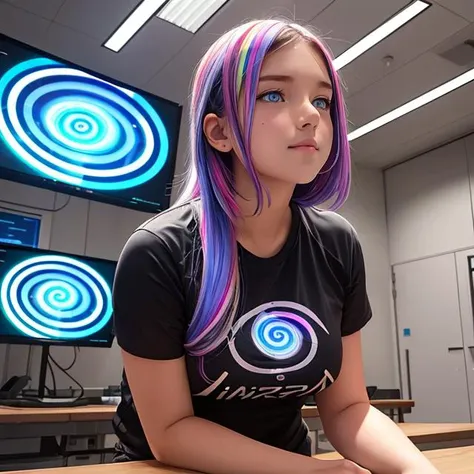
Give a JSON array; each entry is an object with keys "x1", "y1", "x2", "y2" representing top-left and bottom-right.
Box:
[
  {"x1": 0, "y1": 255, "x2": 112, "y2": 340},
  {"x1": 0, "y1": 58, "x2": 169, "y2": 190},
  {"x1": 251, "y1": 313, "x2": 303, "y2": 360}
]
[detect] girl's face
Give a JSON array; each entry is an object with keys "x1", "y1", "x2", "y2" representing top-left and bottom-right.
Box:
[{"x1": 247, "y1": 39, "x2": 334, "y2": 186}]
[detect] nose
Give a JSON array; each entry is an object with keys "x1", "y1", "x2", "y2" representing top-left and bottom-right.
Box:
[{"x1": 296, "y1": 101, "x2": 320, "y2": 131}]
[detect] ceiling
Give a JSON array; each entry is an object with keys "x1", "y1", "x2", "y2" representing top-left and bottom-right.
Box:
[{"x1": 0, "y1": 0, "x2": 473, "y2": 172}]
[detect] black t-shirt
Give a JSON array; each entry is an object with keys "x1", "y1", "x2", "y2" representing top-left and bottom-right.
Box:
[{"x1": 112, "y1": 199, "x2": 372, "y2": 460}]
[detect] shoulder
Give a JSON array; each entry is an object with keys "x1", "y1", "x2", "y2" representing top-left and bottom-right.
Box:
[
  {"x1": 298, "y1": 205, "x2": 357, "y2": 245},
  {"x1": 117, "y1": 199, "x2": 200, "y2": 274},
  {"x1": 137, "y1": 199, "x2": 199, "y2": 247}
]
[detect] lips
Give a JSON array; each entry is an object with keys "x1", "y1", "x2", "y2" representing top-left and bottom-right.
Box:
[
  {"x1": 289, "y1": 139, "x2": 319, "y2": 150},
  {"x1": 288, "y1": 139, "x2": 319, "y2": 150}
]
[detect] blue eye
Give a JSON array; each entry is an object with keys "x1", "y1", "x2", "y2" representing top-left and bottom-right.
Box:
[
  {"x1": 313, "y1": 98, "x2": 331, "y2": 110},
  {"x1": 261, "y1": 91, "x2": 284, "y2": 103}
]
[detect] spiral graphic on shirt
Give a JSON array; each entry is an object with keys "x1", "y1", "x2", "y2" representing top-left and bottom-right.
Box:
[
  {"x1": 252, "y1": 312, "x2": 304, "y2": 360},
  {"x1": 0, "y1": 58, "x2": 169, "y2": 190},
  {"x1": 229, "y1": 301, "x2": 329, "y2": 374},
  {"x1": 0, "y1": 255, "x2": 113, "y2": 339}
]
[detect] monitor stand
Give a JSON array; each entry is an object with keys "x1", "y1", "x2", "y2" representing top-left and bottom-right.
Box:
[
  {"x1": 37, "y1": 343, "x2": 50, "y2": 400},
  {"x1": 0, "y1": 344, "x2": 92, "y2": 408}
]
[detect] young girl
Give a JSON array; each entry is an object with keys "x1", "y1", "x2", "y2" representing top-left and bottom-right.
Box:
[{"x1": 112, "y1": 19, "x2": 439, "y2": 474}]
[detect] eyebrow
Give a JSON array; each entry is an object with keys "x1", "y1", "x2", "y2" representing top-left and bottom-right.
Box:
[{"x1": 259, "y1": 74, "x2": 333, "y2": 91}]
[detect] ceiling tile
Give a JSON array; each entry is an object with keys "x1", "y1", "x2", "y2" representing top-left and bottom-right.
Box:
[
  {"x1": 358, "y1": 111, "x2": 474, "y2": 169},
  {"x1": 346, "y1": 51, "x2": 465, "y2": 128},
  {"x1": 31, "y1": 20, "x2": 189, "y2": 92},
  {"x1": 309, "y1": 0, "x2": 410, "y2": 57},
  {"x1": 286, "y1": 0, "x2": 333, "y2": 24},
  {"x1": 54, "y1": 0, "x2": 141, "y2": 41},
  {"x1": 340, "y1": 2, "x2": 468, "y2": 99},
  {"x1": 350, "y1": 81, "x2": 474, "y2": 168},
  {"x1": 0, "y1": 1, "x2": 51, "y2": 44},
  {"x1": 3, "y1": 0, "x2": 65, "y2": 20},
  {"x1": 386, "y1": 113, "x2": 474, "y2": 168},
  {"x1": 435, "y1": 0, "x2": 474, "y2": 22}
]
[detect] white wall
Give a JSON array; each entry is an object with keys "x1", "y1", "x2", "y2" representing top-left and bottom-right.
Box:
[
  {"x1": 385, "y1": 135, "x2": 474, "y2": 265},
  {"x1": 384, "y1": 132, "x2": 474, "y2": 417},
  {"x1": 339, "y1": 166, "x2": 396, "y2": 388},
  {"x1": 0, "y1": 161, "x2": 397, "y2": 391}
]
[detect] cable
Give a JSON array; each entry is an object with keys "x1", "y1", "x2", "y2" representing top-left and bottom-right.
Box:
[
  {"x1": 0, "y1": 194, "x2": 71, "y2": 213},
  {"x1": 48, "y1": 348, "x2": 84, "y2": 401},
  {"x1": 62, "y1": 346, "x2": 78, "y2": 371},
  {"x1": 47, "y1": 359, "x2": 57, "y2": 397}
]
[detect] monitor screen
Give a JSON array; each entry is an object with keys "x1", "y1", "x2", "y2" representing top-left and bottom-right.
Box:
[
  {"x1": 0, "y1": 243, "x2": 116, "y2": 347},
  {"x1": 0, "y1": 33, "x2": 182, "y2": 213},
  {"x1": 0, "y1": 210, "x2": 41, "y2": 247}
]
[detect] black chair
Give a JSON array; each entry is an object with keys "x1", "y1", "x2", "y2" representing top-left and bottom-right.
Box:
[
  {"x1": 366, "y1": 386, "x2": 378, "y2": 399},
  {"x1": 371, "y1": 388, "x2": 410, "y2": 422}
]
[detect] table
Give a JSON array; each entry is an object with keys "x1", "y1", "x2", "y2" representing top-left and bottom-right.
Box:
[
  {"x1": 0, "y1": 405, "x2": 116, "y2": 424},
  {"x1": 303, "y1": 398, "x2": 415, "y2": 422},
  {"x1": 1, "y1": 402, "x2": 412, "y2": 454},
  {"x1": 2, "y1": 446, "x2": 473, "y2": 474},
  {"x1": 3, "y1": 405, "x2": 473, "y2": 462},
  {"x1": 315, "y1": 446, "x2": 474, "y2": 473},
  {"x1": 0, "y1": 405, "x2": 117, "y2": 466},
  {"x1": 0, "y1": 399, "x2": 414, "y2": 424},
  {"x1": 303, "y1": 399, "x2": 415, "y2": 452},
  {"x1": 0, "y1": 405, "x2": 116, "y2": 442},
  {"x1": 399, "y1": 423, "x2": 474, "y2": 446},
  {"x1": 314, "y1": 423, "x2": 474, "y2": 455}
]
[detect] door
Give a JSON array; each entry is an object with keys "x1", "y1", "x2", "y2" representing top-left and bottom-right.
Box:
[
  {"x1": 455, "y1": 249, "x2": 474, "y2": 420},
  {"x1": 394, "y1": 253, "x2": 471, "y2": 422}
]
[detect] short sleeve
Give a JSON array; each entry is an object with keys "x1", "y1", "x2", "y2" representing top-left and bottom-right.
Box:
[
  {"x1": 113, "y1": 229, "x2": 186, "y2": 360},
  {"x1": 341, "y1": 229, "x2": 373, "y2": 336}
]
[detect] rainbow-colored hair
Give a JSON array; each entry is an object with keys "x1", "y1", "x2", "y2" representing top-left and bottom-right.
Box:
[{"x1": 175, "y1": 19, "x2": 351, "y2": 358}]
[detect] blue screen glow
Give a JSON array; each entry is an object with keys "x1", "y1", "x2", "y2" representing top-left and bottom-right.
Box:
[
  {"x1": 0, "y1": 58, "x2": 169, "y2": 191},
  {"x1": 0, "y1": 210, "x2": 40, "y2": 248},
  {"x1": 0, "y1": 245, "x2": 116, "y2": 346},
  {"x1": 0, "y1": 34, "x2": 181, "y2": 212}
]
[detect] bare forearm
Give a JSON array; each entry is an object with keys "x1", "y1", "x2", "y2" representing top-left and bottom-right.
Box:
[
  {"x1": 323, "y1": 404, "x2": 439, "y2": 474},
  {"x1": 157, "y1": 415, "x2": 331, "y2": 474}
]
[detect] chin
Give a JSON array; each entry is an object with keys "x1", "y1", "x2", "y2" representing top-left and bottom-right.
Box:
[
  {"x1": 258, "y1": 160, "x2": 327, "y2": 186},
  {"x1": 294, "y1": 168, "x2": 324, "y2": 185}
]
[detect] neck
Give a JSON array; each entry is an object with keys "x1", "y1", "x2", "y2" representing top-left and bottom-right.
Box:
[{"x1": 232, "y1": 160, "x2": 295, "y2": 258}]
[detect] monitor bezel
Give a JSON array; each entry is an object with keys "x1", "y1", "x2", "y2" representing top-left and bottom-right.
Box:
[{"x1": 0, "y1": 32, "x2": 182, "y2": 213}]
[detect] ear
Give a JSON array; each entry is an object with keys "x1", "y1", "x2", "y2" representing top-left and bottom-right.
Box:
[{"x1": 203, "y1": 113, "x2": 233, "y2": 153}]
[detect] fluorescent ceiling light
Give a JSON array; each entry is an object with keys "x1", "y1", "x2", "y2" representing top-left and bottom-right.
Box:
[
  {"x1": 104, "y1": 0, "x2": 168, "y2": 52},
  {"x1": 348, "y1": 66, "x2": 474, "y2": 141},
  {"x1": 157, "y1": 0, "x2": 229, "y2": 33},
  {"x1": 334, "y1": 1, "x2": 430, "y2": 70}
]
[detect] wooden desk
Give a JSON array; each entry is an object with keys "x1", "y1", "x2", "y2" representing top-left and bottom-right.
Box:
[
  {"x1": 0, "y1": 399, "x2": 414, "y2": 424},
  {"x1": 0, "y1": 405, "x2": 116, "y2": 424},
  {"x1": 315, "y1": 423, "x2": 474, "y2": 458},
  {"x1": 3, "y1": 446, "x2": 473, "y2": 474},
  {"x1": 315, "y1": 446, "x2": 473, "y2": 473},
  {"x1": 396, "y1": 423, "x2": 474, "y2": 446},
  {"x1": 303, "y1": 398, "x2": 415, "y2": 421},
  {"x1": 0, "y1": 405, "x2": 117, "y2": 463}
]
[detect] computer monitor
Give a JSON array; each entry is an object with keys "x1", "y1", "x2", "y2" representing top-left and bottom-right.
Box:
[
  {"x1": 0, "y1": 242, "x2": 116, "y2": 348},
  {"x1": 0, "y1": 33, "x2": 182, "y2": 213},
  {"x1": 0, "y1": 209, "x2": 41, "y2": 248},
  {"x1": 0, "y1": 242, "x2": 117, "y2": 399}
]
